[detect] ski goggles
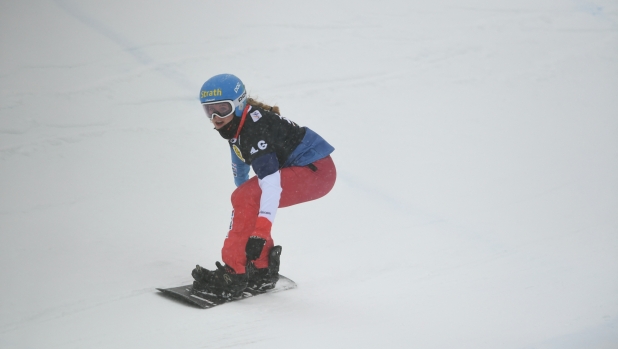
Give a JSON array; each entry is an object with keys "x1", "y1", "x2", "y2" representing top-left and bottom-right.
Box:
[{"x1": 202, "y1": 100, "x2": 236, "y2": 119}]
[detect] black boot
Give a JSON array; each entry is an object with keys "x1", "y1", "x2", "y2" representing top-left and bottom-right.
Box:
[
  {"x1": 191, "y1": 265, "x2": 212, "y2": 284},
  {"x1": 192, "y1": 262, "x2": 248, "y2": 299},
  {"x1": 246, "y1": 246, "x2": 282, "y2": 291}
]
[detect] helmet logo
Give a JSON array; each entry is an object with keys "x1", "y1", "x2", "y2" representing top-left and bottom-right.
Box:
[
  {"x1": 234, "y1": 82, "x2": 241, "y2": 93},
  {"x1": 201, "y1": 89, "x2": 222, "y2": 99},
  {"x1": 237, "y1": 90, "x2": 247, "y2": 103}
]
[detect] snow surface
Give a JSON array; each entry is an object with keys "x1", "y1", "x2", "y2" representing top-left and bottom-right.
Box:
[{"x1": 1, "y1": 0, "x2": 617, "y2": 348}]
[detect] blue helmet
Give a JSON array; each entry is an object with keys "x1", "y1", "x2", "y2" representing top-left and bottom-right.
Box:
[{"x1": 199, "y1": 74, "x2": 248, "y2": 117}]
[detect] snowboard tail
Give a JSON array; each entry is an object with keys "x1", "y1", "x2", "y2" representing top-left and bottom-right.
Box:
[{"x1": 157, "y1": 275, "x2": 296, "y2": 309}]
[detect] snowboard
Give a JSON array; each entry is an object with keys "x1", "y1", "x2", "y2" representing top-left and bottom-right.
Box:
[{"x1": 157, "y1": 275, "x2": 297, "y2": 309}]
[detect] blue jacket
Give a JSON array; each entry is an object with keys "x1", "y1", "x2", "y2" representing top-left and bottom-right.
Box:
[{"x1": 231, "y1": 127, "x2": 334, "y2": 187}]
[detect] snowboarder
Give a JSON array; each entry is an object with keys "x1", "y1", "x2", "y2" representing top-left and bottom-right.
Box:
[{"x1": 192, "y1": 74, "x2": 336, "y2": 299}]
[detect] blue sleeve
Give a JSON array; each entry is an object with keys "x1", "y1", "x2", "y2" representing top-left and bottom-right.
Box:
[
  {"x1": 283, "y1": 127, "x2": 335, "y2": 167},
  {"x1": 251, "y1": 152, "x2": 280, "y2": 179},
  {"x1": 231, "y1": 146, "x2": 250, "y2": 187}
]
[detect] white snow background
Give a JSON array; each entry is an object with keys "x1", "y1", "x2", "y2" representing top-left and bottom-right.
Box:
[{"x1": 1, "y1": 0, "x2": 617, "y2": 348}]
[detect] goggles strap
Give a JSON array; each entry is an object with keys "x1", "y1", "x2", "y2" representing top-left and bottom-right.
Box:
[{"x1": 234, "y1": 104, "x2": 251, "y2": 140}]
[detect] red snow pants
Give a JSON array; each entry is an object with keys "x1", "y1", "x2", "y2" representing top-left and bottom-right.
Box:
[{"x1": 222, "y1": 155, "x2": 336, "y2": 273}]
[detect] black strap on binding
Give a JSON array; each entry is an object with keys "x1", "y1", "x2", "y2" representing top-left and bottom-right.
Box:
[{"x1": 246, "y1": 236, "x2": 267, "y2": 261}]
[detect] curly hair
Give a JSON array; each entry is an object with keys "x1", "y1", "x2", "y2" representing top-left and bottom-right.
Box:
[{"x1": 247, "y1": 97, "x2": 280, "y2": 115}]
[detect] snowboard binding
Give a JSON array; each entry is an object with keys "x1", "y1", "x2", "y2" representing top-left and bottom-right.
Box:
[
  {"x1": 246, "y1": 245, "x2": 282, "y2": 292},
  {"x1": 190, "y1": 237, "x2": 282, "y2": 299},
  {"x1": 192, "y1": 262, "x2": 248, "y2": 300}
]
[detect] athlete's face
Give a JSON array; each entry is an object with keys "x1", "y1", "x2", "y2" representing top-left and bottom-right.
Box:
[{"x1": 211, "y1": 113, "x2": 234, "y2": 129}]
